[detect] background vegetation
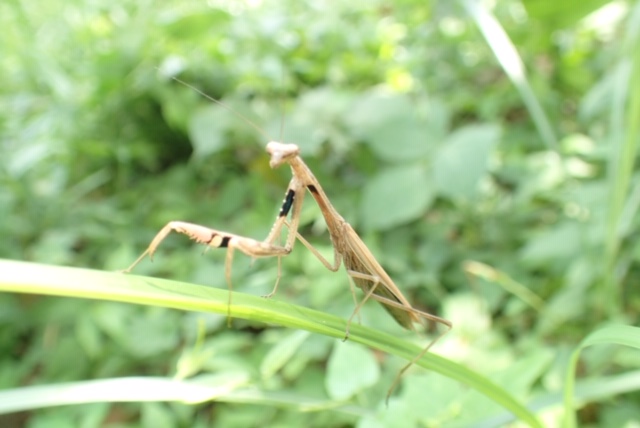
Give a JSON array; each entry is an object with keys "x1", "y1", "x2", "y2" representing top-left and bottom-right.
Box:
[{"x1": 1, "y1": 0, "x2": 640, "y2": 426}]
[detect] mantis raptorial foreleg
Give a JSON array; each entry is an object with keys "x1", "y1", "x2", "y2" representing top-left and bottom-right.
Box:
[{"x1": 123, "y1": 221, "x2": 291, "y2": 323}]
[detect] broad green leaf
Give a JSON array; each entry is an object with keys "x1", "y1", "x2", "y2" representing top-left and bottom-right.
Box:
[
  {"x1": 523, "y1": 0, "x2": 611, "y2": 30},
  {"x1": 160, "y1": 10, "x2": 231, "y2": 39},
  {"x1": 360, "y1": 164, "x2": 434, "y2": 231},
  {"x1": 142, "y1": 402, "x2": 175, "y2": 428},
  {"x1": 519, "y1": 222, "x2": 582, "y2": 265},
  {"x1": 187, "y1": 105, "x2": 231, "y2": 158},
  {"x1": 345, "y1": 91, "x2": 439, "y2": 162},
  {"x1": 402, "y1": 375, "x2": 464, "y2": 423},
  {"x1": 433, "y1": 124, "x2": 500, "y2": 200},
  {"x1": 326, "y1": 341, "x2": 380, "y2": 401},
  {"x1": 260, "y1": 330, "x2": 311, "y2": 380},
  {"x1": 265, "y1": 87, "x2": 354, "y2": 154}
]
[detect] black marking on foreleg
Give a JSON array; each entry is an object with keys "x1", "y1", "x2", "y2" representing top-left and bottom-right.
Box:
[
  {"x1": 206, "y1": 233, "x2": 231, "y2": 248},
  {"x1": 278, "y1": 189, "x2": 295, "y2": 217}
]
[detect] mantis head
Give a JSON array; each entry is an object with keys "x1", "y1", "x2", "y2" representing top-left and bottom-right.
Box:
[{"x1": 266, "y1": 142, "x2": 300, "y2": 169}]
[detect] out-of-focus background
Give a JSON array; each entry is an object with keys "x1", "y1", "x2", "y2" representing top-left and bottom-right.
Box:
[{"x1": 2, "y1": 0, "x2": 639, "y2": 426}]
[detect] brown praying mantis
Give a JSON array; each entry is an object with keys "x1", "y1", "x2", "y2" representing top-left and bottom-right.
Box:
[
  {"x1": 264, "y1": 142, "x2": 452, "y2": 403},
  {"x1": 124, "y1": 81, "x2": 452, "y2": 403}
]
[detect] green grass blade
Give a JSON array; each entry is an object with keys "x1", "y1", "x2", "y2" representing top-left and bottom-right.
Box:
[
  {"x1": 0, "y1": 259, "x2": 542, "y2": 427},
  {"x1": 463, "y1": 0, "x2": 558, "y2": 150},
  {"x1": 563, "y1": 325, "x2": 640, "y2": 428},
  {"x1": 603, "y1": 2, "x2": 640, "y2": 314},
  {"x1": 0, "y1": 375, "x2": 372, "y2": 416}
]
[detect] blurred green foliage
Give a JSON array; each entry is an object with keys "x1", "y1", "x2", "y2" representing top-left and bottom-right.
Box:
[{"x1": 1, "y1": 0, "x2": 640, "y2": 426}]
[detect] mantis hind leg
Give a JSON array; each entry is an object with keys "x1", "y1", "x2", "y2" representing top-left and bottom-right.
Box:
[
  {"x1": 344, "y1": 269, "x2": 452, "y2": 405},
  {"x1": 343, "y1": 271, "x2": 382, "y2": 340}
]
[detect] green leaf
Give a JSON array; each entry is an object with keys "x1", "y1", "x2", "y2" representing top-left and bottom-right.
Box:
[
  {"x1": 519, "y1": 222, "x2": 582, "y2": 265},
  {"x1": 402, "y1": 375, "x2": 463, "y2": 422},
  {"x1": 360, "y1": 164, "x2": 434, "y2": 231},
  {"x1": 188, "y1": 105, "x2": 231, "y2": 158},
  {"x1": 265, "y1": 88, "x2": 354, "y2": 154},
  {"x1": 326, "y1": 341, "x2": 380, "y2": 400},
  {"x1": 523, "y1": 0, "x2": 611, "y2": 30},
  {"x1": 433, "y1": 124, "x2": 500, "y2": 200},
  {"x1": 160, "y1": 9, "x2": 231, "y2": 39},
  {"x1": 260, "y1": 330, "x2": 311, "y2": 380},
  {"x1": 345, "y1": 91, "x2": 437, "y2": 162},
  {"x1": 142, "y1": 402, "x2": 175, "y2": 428}
]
